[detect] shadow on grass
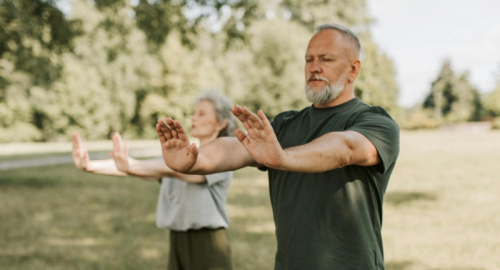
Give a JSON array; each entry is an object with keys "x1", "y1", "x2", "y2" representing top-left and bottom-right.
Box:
[
  {"x1": 386, "y1": 260, "x2": 414, "y2": 270},
  {"x1": 385, "y1": 191, "x2": 437, "y2": 206}
]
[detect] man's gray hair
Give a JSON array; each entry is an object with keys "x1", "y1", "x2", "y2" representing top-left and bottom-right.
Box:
[
  {"x1": 195, "y1": 89, "x2": 237, "y2": 138},
  {"x1": 315, "y1": 23, "x2": 361, "y2": 57}
]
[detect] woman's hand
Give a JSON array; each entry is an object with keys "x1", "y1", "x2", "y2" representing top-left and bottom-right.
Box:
[
  {"x1": 109, "y1": 132, "x2": 133, "y2": 173},
  {"x1": 72, "y1": 133, "x2": 90, "y2": 171}
]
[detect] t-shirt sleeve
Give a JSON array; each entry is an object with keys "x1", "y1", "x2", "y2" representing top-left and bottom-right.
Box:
[
  {"x1": 205, "y1": 171, "x2": 233, "y2": 186},
  {"x1": 347, "y1": 107, "x2": 400, "y2": 174}
]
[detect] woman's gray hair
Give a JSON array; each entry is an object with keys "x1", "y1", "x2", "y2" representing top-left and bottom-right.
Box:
[
  {"x1": 315, "y1": 23, "x2": 361, "y2": 57},
  {"x1": 195, "y1": 89, "x2": 238, "y2": 138}
]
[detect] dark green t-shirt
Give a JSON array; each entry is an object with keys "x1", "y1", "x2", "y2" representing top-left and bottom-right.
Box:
[{"x1": 265, "y1": 98, "x2": 400, "y2": 270}]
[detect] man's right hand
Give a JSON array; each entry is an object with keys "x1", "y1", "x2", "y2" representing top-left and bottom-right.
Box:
[
  {"x1": 72, "y1": 132, "x2": 89, "y2": 171},
  {"x1": 156, "y1": 118, "x2": 198, "y2": 173}
]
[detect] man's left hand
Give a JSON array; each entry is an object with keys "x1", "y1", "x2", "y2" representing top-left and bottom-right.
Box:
[{"x1": 231, "y1": 105, "x2": 287, "y2": 170}]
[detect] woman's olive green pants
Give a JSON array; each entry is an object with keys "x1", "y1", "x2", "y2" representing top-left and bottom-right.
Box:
[{"x1": 168, "y1": 228, "x2": 232, "y2": 270}]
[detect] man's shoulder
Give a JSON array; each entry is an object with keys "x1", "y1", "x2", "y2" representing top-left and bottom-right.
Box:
[
  {"x1": 272, "y1": 109, "x2": 303, "y2": 124},
  {"x1": 270, "y1": 108, "x2": 308, "y2": 135},
  {"x1": 348, "y1": 101, "x2": 397, "y2": 124}
]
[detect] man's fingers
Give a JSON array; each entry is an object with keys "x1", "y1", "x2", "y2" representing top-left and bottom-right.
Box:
[
  {"x1": 239, "y1": 118, "x2": 253, "y2": 133},
  {"x1": 233, "y1": 105, "x2": 257, "y2": 131},
  {"x1": 247, "y1": 126, "x2": 261, "y2": 139},
  {"x1": 156, "y1": 124, "x2": 167, "y2": 144},
  {"x1": 166, "y1": 117, "x2": 179, "y2": 139},
  {"x1": 189, "y1": 143, "x2": 198, "y2": 156},
  {"x1": 233, "y1": 105, "x2": 252, "y2": 125},
  {"x1": 158, "y1": 119, "x2": 173, "y2": 140},
  {"x1": 234, "y1": 129, "x2": 249, "y2": 144},
  {"x1": 173, "y1": 120, "x2": 189, "y2": 142},
  {"x1": 232, "y1": 105, "x2": 243, "y2": 117},
  {"x1": 258, "y1": 110, "x2": 273, "y2": 133},
  {"x1": 241, "y1": 106, "x2": 264, "y2": 129},
  {"x1": 109, "y1": 150, "x2": 115, "y2": 159},
  {"x1": 231, "y1": 106, "x2": 242, "y2": 118},
  {"x1": 124, "y1": 142, "x2": 128, "y2": 156}
]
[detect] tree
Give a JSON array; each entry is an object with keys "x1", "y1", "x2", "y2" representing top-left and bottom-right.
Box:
[
  {"x1": 423, "y1": 60, "x2": 482, "y2": 123},
  {"x1": 0, "y1": 0, "x2": 81, "y2": 141},
  {"x1": 483, "y1": 81, "x2": 500, "y2": 117},
  {"x1": 279, "y1": 0, "x2": 400, "y2": 117}
]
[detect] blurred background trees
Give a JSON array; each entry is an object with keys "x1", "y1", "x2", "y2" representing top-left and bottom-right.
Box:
[{"x1": 0, "y1": 0, "x2": 495, "y2": 142}]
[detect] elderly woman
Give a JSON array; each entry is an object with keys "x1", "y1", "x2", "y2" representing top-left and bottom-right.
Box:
[{"x1": 72, "y1": 90, "x2": 237, "y2": 270}]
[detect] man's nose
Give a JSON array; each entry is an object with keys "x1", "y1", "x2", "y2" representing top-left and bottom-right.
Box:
[{"x1": 309, "y1": 61, "x2": 322, "y2": 74}]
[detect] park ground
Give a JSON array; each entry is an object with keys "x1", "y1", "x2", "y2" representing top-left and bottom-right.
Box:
[{"x1": 0, "y1": 131, "x2": 499, "y2": 270}]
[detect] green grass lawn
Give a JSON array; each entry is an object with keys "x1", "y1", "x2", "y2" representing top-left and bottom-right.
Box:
[{"x1": 1, "y1": 131, "x2": 499, "y2": 270}]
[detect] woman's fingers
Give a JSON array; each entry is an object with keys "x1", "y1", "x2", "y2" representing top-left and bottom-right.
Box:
[
  {"x1": 72, "y1": 133, "x2": 82, "y2": 151},
  {"x1": 112, "y1": 132, "x2": 120, "y2": 151},
  {"x1": 124, "y1": 141, "x2": 128, "y2": 157}
]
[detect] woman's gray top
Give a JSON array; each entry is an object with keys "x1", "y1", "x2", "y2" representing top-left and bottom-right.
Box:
[{"x1": 156, "y1": 171, "x2": 232, "y2": 231}]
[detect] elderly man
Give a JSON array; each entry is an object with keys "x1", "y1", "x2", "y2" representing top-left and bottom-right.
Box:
[{"x1": 157, "y1": 23, "x2": 400, "y2": 270}]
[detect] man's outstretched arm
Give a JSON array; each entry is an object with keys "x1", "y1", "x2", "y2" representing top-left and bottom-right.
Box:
[
  {"x1": 156, "y1": 118, "x2": 258, "y2": 174},
  {"x1": 231, "y1": 105, "x2": 381, "y2": 173}
]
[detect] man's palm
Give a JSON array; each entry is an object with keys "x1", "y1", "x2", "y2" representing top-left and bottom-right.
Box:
[{"x1": 157, "y1": 118, "x2": 198, "y2": 173}]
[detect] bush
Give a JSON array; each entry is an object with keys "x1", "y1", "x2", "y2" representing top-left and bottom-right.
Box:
[
  {"x1": 402, "y1": 109, "x2": 440, "y2": 130},
  {"x1": 491, "y1": 117, "x2": 500, "y2": 130}
]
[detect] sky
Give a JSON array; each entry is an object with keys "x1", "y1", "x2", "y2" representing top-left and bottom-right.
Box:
[{"x1": 367, "y1": 0, "x2": 500, "y2": 107}]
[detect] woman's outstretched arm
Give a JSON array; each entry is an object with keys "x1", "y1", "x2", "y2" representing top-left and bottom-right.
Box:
[
  {"x1": 109, "y1": 133, "x2": 206, "y2": 183},
  {"x1": 72, "y1": 133, "x2": 128, "y2": 176}
]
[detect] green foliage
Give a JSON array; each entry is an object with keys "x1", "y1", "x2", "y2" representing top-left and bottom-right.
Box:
[
  {"x1": 402, "y1": 107, "x2": 439, "y2": 130},
  {"x1": 491, "y1": 117, "x2": 500, "y2": 129},
  {"x1": 133, "y1": 0, "x2": 259, "y2": 49},
  {"x1": 423, "y1": 60, "x2": 484, "y2": 124},
  {"x1": 0, "y1": 0, "x2": 402, "y2": 141},
  {"x1": 0, "y1": 0, "x2": 81, "y2": 86},
  {"x1": 281, "y1": 0, "x2": 371, "y2": 30},
  {"x1": 220, "y1": 19, "x2": 311, "y2": 116},
  {"x1": 483, "y1": 83, "x2": 500, "y2": 117},
  {"x1": 356, "y1": 33, "x2": 400, "y2": 117}
]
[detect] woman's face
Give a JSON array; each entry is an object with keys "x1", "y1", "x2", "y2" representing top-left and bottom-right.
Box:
[{"x1": 190, "y1": 100, "x2": 225, "y2": 139}]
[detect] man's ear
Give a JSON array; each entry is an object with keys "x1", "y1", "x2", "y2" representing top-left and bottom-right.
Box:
[{"x1": 348, "y1": 60, "x2": 361, "y2": 84}]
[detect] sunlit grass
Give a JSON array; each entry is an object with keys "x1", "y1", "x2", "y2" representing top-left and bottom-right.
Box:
[{"x1": 1, "y1": 131, "x2": 499, "y2": 269}]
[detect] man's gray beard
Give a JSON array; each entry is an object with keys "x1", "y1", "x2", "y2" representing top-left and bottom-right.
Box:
[{"x1": 305, "y1": 72, "x2": 348, "y2": 105}]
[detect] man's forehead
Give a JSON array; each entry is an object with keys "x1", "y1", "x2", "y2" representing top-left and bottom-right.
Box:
[{"x1": 306, "y1": 30, "x2": 357, "y2": 58}]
